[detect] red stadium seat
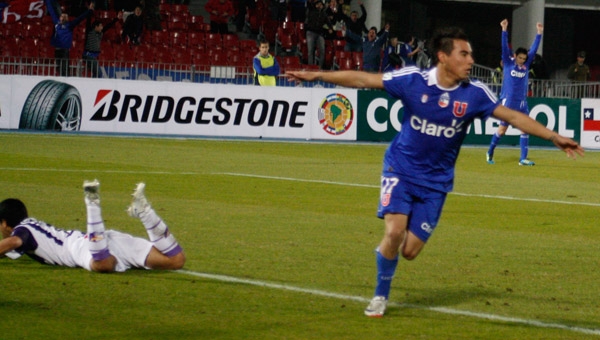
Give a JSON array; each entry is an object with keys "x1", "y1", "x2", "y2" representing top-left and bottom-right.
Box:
[
  {"x1": 169, "y1": 31, "x2": 187, "y2": 47},
  {"x1": 205, "y1": 33, "x2": 222, "y2": 48},
  {"x1": 188, "y1": 32, "x2": 205, "y2": 48},
  {"x1": 222, "y1": 34, "x2": 239, "y2": 49},
  {"x1": 210, "y1": 51, "x2": 228, "y2": 66}
]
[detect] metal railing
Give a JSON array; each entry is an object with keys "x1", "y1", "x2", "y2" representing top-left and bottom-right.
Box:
[
  {"x1": 470, "y1": 63, "x2": 600, "y2": 99},
  {"x1": 1, "y1": 56, "x2": 598, "y2": 97}
]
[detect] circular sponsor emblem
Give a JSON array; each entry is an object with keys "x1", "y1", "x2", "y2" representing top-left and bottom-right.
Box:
[
  {"x1": 438, "y1": 92, "x2": 450, "y2": 108},
  {"x1": 318, "y1": 93, "x2": 354, "y2": 135}
]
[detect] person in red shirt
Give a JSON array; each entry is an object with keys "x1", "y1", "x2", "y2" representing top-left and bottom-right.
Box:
[{"x1": 205, "y1": 0, "x2": 235, "y2": 34}]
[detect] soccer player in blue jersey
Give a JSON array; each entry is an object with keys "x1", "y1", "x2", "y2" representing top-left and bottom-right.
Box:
[
  {"x1": 0, "y1": 181, "x2": 185, "y2": 273},
  {"x1": 286, "y1": 26, "x2": 583, "y2": 317},
  {"x1": 487, "y1": 19, "x2": 543, "y2": 166}
]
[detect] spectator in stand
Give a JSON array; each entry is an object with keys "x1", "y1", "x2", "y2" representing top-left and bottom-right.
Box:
[
  {"x1": 305, "y1": 0, "x2": 333, "y2": 69},
  {"x1": 289, "y1": 0, "x2": 306, "y2": 23},
  {"x1": 83, "y1": 13, "x2": 121, "y2": 78},
  {"x1": 326, "y1": 0, "x2": 344, "y2": 33},
  {"x1": 234, "y1": 0, "x2": 253, "y2": 31},
  {"x1": 345, "y1": 23, "x2": 390, "y2": 72},
  {"x1": 567, "y1": 51, "x2": 591, "y2": 82},
  {"x1": 271, "y1": 0, "x2": 287, "y2": 23},
  {"x1": 205, "y1": 0, "x2": 235, "y2": 34},
  {"x1": 122, "y1": 5, "x2": 144, "y2": 45},
  {"x1": 342, "y1": 0, "x2": 367, "y2": 52},
  {"x1": 399, "y1": 35, "x2": 421, "y2": 67},
  {"x1": 253, "y1": 38, "x2": 281, "y2": 86},
  {"x1": 45, "y1": 0, "x2": 94, "y2": 76},
  {"x1": 567, "y1": 51, "x2": 591, "y2": 99},
  {"x1": 382, "y1": 36, "x2": 402, "y2": 72}
]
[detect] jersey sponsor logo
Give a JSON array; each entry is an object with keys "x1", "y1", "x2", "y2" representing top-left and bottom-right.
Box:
[
  {"x1": 421, "y1": 222, "x2": 433, "y2": 234},
  {"x1": 91, "y1": 90, "x2": 308, "y2": 128},
  {"x1": 452, "y1": 101, "x2": 468, "y2": 118},
  {"x1": 438, "y1": 92, "x2": 450, "y2": 108},
  {"x1": 318, "y1": 93, "x2": 354, "y2": 135},
  {"x1": 510, "y1": 70, "x2": 527, "y2": 78},
  {"x1": 421, "y1": 94, "x2": 428, "y2": 103},
  {"x1": 410, "y1": 116, "x2": 465, "y2": 138}
]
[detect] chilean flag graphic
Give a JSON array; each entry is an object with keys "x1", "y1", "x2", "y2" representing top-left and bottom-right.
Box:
[{"x1": 583, "y1": 107, "x2": 600, "y2": 131}]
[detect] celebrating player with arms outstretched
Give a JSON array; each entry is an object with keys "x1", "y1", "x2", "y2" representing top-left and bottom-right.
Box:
[
  {"x1": 487, "y1": 19, "x2": 544, "y2": 165},
  {"x1": 287, "y1": 26, "x2": 583, "y2": 317}
]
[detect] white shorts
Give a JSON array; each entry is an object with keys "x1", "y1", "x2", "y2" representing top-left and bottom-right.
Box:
[{"x1": 68, "y1": 230, "x2": 153, "y2": 272}]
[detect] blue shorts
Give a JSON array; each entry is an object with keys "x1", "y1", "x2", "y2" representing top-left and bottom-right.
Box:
[
  {"x1": 499, "y1": 98, "x2": 529, "y2": 127},
  {"x1": 377, "y1": 173, "x2": 447, "y2": 242}
]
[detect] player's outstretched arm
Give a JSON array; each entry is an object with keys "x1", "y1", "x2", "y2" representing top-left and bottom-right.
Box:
[
  {"x1": 286, "y1": 70, "x2": 384, "y2": 89},
  {"x1": 0, "y1": 235, "x2": 22, "y2": 258},
  {"x1": 493, "y1": 105, "x2": 584, "y2": 159}
]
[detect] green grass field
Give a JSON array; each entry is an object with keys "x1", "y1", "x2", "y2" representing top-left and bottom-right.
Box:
[{"x1": 1, "y1": 132, "x2": 599, "y2": 339}]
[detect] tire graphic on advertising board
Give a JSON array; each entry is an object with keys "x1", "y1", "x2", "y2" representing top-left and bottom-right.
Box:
[{"x1": 19, "y1": 80, "x2": 82, "y2": 131}]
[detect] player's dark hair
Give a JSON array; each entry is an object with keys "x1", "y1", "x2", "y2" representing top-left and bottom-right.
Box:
[
  {"x1": 0, "y1": 198, "x2": 28, "y2": 228},
  {"x1": 93, "y1": 21, "x2": 102, "y2": 28},
  {"x1": 515, "y1": 47, "x2": 528, "y2": 57},
  {"x1": 258, "y1": 37, "x2": 269, "y2": 46},
  {"x1": 429, "y1": 26, "x2": 469, "y2": 66}
]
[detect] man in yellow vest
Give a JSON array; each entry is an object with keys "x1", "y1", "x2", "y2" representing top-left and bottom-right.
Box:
[{"x1": 253, "y1": 38, "x2": 281, "y2": 86}]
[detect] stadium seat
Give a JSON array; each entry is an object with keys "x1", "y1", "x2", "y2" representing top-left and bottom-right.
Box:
[
  {"x1": 172, "y1": 4, "x2": 189, "y2": 13},
  {"x1": 99, "y1": 43, "x2": 116, "y2": 61},
  {"x1": 172, "y1": 49, "x2": 193, "y2": 66},
  {"x1": 295, "y1": 21, "x2": 305, "y2": 40},
  {"x1": 210, "y1": 50, "x2": 228, "y2": 66},
  {"x1": 281, "y1": 56, "x2": 301, "y2": 71},
  {"x1": 275, "y1": 26, "x2": 296, "y2": 54},
  {"x1": 188, "y1": 15, "x2": 205, "y2": 32},
  {"x1": 222, "y1": 34, "x2": 239, "y2": 49},
  {"x1": 188, "y1": 32, "x2": 206, "y2": 48},
  {"x1": 239, "y1": 39, "x2": 257, "y2": 51},
  {"x1": 337, "y1": 57, "x2": 354, "y2": 70},
  {"x1": 152, "y1": 30, "x2": 169, "y2": 45},
  {"x1": 169, "y1": 31, "x2": 187, "y2": 47},
  {"x1": 96, "y1": 10, "x2": 111, "y2": 19},
  {"x1": 168, "y1": 21, "x2": 188, "y2": 32},
  {"x1": 205, "y1": 33, "x2": 223, "y2": 49},
  {"x1": 115, "y1": 47, "x2": 137, "y2": 62},
  {"x1": 333, "y1": 39, "x2": 346, "y2": 51},
  {"x1": 352, "y1": 52, "x2": 363, "y2": 70}
]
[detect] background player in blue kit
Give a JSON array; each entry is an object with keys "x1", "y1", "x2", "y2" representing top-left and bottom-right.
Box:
[
  {"x1": 487, "y1": 19, "x2": 543, "y2": 166},
  {"x1": 286, "y1": 26, "x2": 583, "y2": 318},
  {"x1": 0, "y1": 181, "x2": 185, "y2": 273}
]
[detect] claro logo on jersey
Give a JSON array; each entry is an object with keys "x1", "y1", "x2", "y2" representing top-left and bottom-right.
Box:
[
  {"x1": 91, "y1": 90, "x2": 309, "y2": 127},
  {"x1": 318, "y1": 93, "x2": 354, "y2": 135},
  {"x1": 410, "y1": 116, "x2": 466, "y2": 138}
]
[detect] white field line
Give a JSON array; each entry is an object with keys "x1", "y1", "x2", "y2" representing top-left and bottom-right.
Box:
[
  {"x1": 178, "y1": 270, "x2": 600, "y2": 336},
  {"x1": 218, "y1": 172, "x2": 600, "y2": 207},
  {"x1": 2, "y1": 167, "x2": 598, "y2": 207}
]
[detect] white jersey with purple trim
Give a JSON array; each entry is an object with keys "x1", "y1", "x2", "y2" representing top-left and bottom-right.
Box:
[
  {"x1": 11, "y1": 218, "x2": 86, "y2": 267},
  {"x1": 382, "y1": 66, "x2": 500, "y2": 192},
  {"x1": 11, "y1": 218, "x2": 152, "y2": 272}
]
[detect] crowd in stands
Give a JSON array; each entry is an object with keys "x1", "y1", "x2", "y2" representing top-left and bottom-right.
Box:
[{"x1": 0, "y1": 0, "x2": 428, "y2": 79}]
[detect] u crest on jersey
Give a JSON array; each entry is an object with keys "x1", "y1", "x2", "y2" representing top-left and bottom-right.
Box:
[{"x1": 452, "y1": 101, "x2": 468, "y2": 118}]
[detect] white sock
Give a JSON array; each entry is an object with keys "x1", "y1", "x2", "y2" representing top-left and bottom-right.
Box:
[
  {"x1": 86, "y1": 202, "x2": 110, "y2": 261},
  {"x1": 139, "y1": 207, "x2": 182, "y2": 257}
]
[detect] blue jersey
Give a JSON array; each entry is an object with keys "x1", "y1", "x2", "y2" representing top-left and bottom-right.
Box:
[
  {"x1": 499, "y1": 31, "x2": 541, "y2": 107},
  {"x1": 382, "y1": 67, "x2": 500, "y2": 192}
]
